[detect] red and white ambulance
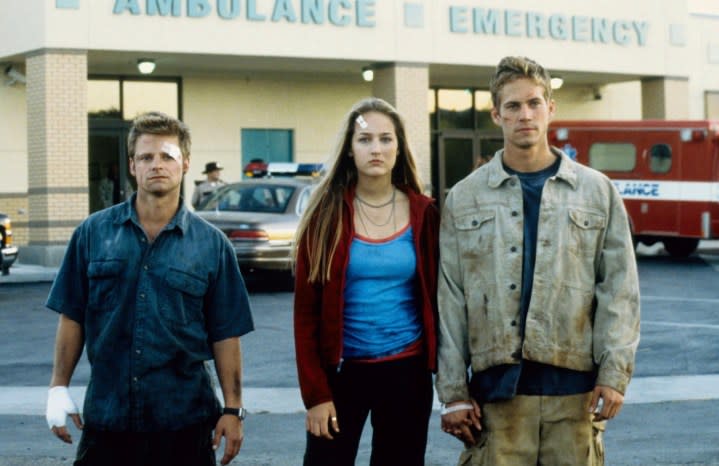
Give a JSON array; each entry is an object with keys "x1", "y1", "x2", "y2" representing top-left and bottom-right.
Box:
[{"x1": 549, "y1": 120, "x2": 719, "y2": 257}]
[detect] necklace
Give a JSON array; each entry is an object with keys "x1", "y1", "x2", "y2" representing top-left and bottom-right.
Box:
[
  {"x1": 355, "y1": 188, "x2": 395, "y2": 208},
  {"x1": 355, "y1": 189, "x2": 396, "y2": 235}
]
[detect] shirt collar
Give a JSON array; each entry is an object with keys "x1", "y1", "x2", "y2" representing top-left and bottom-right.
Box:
[{"x1": 113, "y1": 193, "x2": 189, "y2": 235}]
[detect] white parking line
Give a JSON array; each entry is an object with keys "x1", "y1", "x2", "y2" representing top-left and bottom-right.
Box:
[
  {"x1": 624, "y1": 375, "x2": 719, "y2": 404},
  {"x1": 642, "y1": 295, "x2": 719, "y2": 304},
  {"x1": 642, "y1": 320, "x2": 719, "y2": 330},
  {"x1": 3, "y1": 376, "x2": 719, "y2": 416}
]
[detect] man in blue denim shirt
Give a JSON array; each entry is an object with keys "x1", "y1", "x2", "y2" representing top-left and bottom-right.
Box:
[{"x1": 45, "y1": 112, "x2": 254, "y2": 466}]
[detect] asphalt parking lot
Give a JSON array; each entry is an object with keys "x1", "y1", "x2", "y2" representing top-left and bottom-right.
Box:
[{"x1": 1, "y1": 242, "x2": 718, "y2": 465}]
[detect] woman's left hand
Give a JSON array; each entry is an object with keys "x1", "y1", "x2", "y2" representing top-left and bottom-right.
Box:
[{"x1": 306, "y1": 401, "x2": 340, "y2": 440}]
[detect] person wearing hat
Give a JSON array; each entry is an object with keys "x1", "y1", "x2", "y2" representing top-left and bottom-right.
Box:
[{"x1": 192, "y1": 161, "x2": 226, "y2": 209}]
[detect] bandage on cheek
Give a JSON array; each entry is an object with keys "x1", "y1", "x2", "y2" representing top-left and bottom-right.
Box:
[
  {"x1": 356, "y1": 115, "x2": 368, "y2": 129},
  {"x1": 161, "y1": 142, "x2": 183, "y2": 164}
]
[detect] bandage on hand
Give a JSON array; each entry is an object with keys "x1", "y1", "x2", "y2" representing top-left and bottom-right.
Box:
[{"x1": 46, "y1": 386, "x2": 79, "y2": 430}]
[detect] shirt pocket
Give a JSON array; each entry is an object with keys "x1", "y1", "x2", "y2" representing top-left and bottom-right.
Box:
[
  {"x1": 160, "y1": 268, "x2": 208, "y2": 325},
  {"x1": 453, "y1": 209, "x2": 496, "y2": 256},
  {"x1": 87, "y1": 259, "x2": 124, "y2": 311},
  {"x1": 567, "y1": 208, "x2": 606, "y2": 257}
]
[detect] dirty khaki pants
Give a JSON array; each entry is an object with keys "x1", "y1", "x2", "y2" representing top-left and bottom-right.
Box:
[{"x1": 457, "y1": 392, "x2": 605, "y2": 466}]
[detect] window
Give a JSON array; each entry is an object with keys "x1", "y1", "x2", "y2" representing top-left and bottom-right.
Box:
[
  {"x1": 474, "y1": 91, "x2": 494, "y2": 130},
  {"x1": 438, "y1": 89, "x2": 473, "y2": 130},
  {"x1": 295, "y1": 185, "x2": 315, "y2": 215},
  {"x1": 589, "y1": 143, "x2": 636, "y2": 172},
  {"x1": 205, "y1": 185, "x2": 295, "y2": 213},
  {"x1": 88, "y1": 80, "x2": 120, "y2": 118},
  {"x1": 649, "y1": 144, "x2": 672, "y2": 173},
  {"x1": 241, "y1": 129, "x2": 293, "y2": 177},
  {"x1": 87, "y1": 78, "x2": 179, "y2": 120},
  {"x1": 123, "y1": 81, "x2": 178, "y2": 120}
]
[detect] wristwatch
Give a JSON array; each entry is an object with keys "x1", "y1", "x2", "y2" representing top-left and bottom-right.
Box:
[{"x1": 222, "y1": 407, "x2": 247, "y2": 421}]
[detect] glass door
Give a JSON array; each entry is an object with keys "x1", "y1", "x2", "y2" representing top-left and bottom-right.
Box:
[
  {"x1": 438, "y1": 131, "x2": 476, "y2": 206},
  {"x1": 88, "y1": 121, "x2": 132, "y2": 213},
  {"x1": 476, "y1": 136, "x2": 504, "y2": 167}
]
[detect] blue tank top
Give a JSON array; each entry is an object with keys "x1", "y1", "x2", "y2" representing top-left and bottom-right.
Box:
[{"x1": 342, "y1": 225, "x2": 422, "y2": 359}]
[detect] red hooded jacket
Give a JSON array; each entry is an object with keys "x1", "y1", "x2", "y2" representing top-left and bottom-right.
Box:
[{"x1": 294, "y1": 186, "x2": 439, "y2": 409}]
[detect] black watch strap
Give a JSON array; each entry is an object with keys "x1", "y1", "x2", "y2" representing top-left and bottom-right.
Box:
[{"x1": 222, "y1": 407, "x2": 247, "y2": 420}]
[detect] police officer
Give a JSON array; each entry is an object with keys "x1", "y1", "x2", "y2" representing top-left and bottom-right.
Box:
[{"x1": 192, "y1": 161, "x2": 225, "y2": 209}]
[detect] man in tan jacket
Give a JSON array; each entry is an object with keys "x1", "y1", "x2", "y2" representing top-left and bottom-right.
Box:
[{"x1": 436, "y1": 56, "x2": 640, "y2": 465}]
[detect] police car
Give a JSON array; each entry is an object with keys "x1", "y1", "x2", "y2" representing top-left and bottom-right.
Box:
[{"x1": 195, "y1": 163, "x2": 322, "y2": 279}]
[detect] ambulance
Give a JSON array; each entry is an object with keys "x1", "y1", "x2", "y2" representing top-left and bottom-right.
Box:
[{"x1": 548, "y1": 120, "x2": 719, "y2": 257}]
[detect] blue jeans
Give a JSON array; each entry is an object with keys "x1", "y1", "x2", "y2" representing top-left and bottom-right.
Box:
[{"x1": 304, "y1": 355, "x2": 433, "y2": 466}]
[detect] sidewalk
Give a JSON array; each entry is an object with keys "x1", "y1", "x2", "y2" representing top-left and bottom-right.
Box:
[
  {"x1": 2, "y1": 240, "x2": 718, "y2": 286},
  {"x1": 0, "y1": 261, "x2": 57, "y2": 285}
]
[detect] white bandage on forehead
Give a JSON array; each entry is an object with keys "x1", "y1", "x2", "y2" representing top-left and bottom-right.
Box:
[
  {"x1": 161, "y1": 142, "x2": 183, "y2": 163},
  {"x1": 355, "y1": 114, "x2": 368, "y2": 129}
]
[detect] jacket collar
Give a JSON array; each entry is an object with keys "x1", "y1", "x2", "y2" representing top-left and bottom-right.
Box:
[{"x1": 486, "y1": 146, "x2": 578, "y2": 190}]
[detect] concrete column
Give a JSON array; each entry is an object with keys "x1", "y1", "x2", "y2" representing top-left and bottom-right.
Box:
[
  {"x1": 706, "y1": 91, "x2": 719, "y2": 119},
  {"x1": 24, "y1": 50, "x2": 88, "y2": 266},
  {"x1": 641, "y1": 77, "x2": 689, "y2": 119},
  {"x1": 372, "y1": 63, "x2": 431, "y2": 193}
]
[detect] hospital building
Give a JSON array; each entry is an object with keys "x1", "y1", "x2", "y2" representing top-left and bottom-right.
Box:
[{"x1": 1, "y1": 0, "x2": 718, "y2": 265}]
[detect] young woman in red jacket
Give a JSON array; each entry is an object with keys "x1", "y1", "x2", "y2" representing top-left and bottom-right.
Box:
[{"x1": 293, "y1": 97, "x2": 440, "y2": 466}]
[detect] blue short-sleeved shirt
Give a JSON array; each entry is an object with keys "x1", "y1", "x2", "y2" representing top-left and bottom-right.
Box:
[{"x1": 46, "y1": 195, "x2": 254, "y2": 432}]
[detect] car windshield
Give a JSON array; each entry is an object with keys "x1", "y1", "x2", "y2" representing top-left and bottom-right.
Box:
[{"x1": 201, "y1": 184, "x2": 296, "y2": 213}]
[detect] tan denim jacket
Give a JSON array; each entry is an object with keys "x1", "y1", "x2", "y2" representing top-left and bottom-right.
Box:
[{"x1": 436, "y1": 148, "x2": 640, "y2": 403}]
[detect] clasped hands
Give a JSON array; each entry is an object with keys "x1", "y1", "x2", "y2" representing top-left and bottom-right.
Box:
[{"x1": 440, "y1": 399, "x2": 482, "y2": 447}]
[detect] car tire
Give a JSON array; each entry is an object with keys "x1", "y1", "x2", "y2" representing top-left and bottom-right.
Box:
[
  {"x1": 282, "y1": 271, "x2": 295, "y2": 292},
  {"x1": 664, "y1": 238, "x2": 699, "y2": 258}
]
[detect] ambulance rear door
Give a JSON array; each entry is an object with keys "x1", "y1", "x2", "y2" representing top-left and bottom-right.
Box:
[
  {"x1": 633, "y1": 130, "x2": 681, "y2": 237},
  {"x1": 581, "y1": 127, "x2": 678, "y2": 237}
]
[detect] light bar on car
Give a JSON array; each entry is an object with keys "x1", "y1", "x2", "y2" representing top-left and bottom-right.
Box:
[{"x1": 266, "y1": 162, "x2": 324, "y2": 177}]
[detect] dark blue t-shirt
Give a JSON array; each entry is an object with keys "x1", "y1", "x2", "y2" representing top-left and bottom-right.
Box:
[
  {"x1": 470, "y1": 156, "x2": 596, "y2": 403},
  {"x1": 46, "y1": 195, "x2": 254, "y2": 431}
]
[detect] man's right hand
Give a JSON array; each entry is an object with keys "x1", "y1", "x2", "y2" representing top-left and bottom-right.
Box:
[
  {"x1": 46, "y1": 386, "x2": 83, "y2": 444},
  {"x1": 440, "y1": 399, "x2": 482, "y2": 447},
  {"x1": 306, "y1": 401, "x2": 339, "y2": 440}
]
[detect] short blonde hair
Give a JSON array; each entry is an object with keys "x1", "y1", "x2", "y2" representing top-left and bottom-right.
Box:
[
  {"x1": 127, "y1": 111, "x2": 191, "y2": 160},
  {"x1": 489, "y1": 56, "x2": 553, "y2": 108}
]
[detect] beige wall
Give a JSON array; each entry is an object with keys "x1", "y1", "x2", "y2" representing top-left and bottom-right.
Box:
[
  {"x1": 181, "y1": 75, "x2": 370, "y2": 200},
  {"x1": 641, "y1": 78, "x2": 690, "y2": 119},
  {"x1": 0, "y1": 81, "x2": 29, "y2": 244},
  {"x1": 686, "y1": 14, "x2": 719, "y2": 118},
  {"x1": 0, "y1": 83, "x2": 28, "y2": 193},
  {"x1": 0, "y1": 0, "x2": 692, "y2": 78},
  {"x1": 553, "y1": 81, "x2": 642, "y2": 120},
  {"x1": 26, "y1": 51, "x2": 88, "y2": 246},
  {"x1": 707, "y1": 92, "x2": 719, "y2": 119}
]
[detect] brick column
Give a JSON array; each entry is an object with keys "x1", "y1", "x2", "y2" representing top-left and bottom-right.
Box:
[
  {"x1": 24, "y1": 50, "x2": 88, "y2": 266},
  {"x1": 372, "y1": 63, "x2": 431, "y2": 193},
  {"x1": 641, "y1": 77, "x2": 689, "y2": 119}
]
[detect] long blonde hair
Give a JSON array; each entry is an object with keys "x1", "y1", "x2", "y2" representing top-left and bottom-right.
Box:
[{"x1": 293, "y1": 97, "x2": 423, "y2": 284}]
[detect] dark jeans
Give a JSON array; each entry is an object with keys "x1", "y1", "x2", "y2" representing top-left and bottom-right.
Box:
[
  {"x1": 73, "y1": 420, "x2": 215, "y2": 466},
  {"x1": 304, "y1": 355, "x2": 434, "y2": 466}
]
